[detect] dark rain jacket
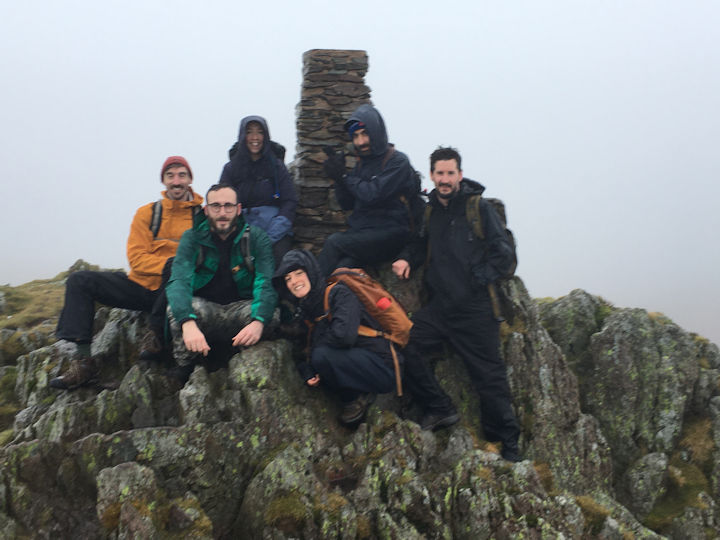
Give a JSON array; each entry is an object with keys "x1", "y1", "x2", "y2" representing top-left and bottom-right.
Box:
[
  {"x1": 219, "y1": 116, "x2": 298, "y2": 243},
  {"x1": 335, "y1": 105, "x2": 417, "y2": 231},
  {"x1": 273, "y1": 250, "x2": 394, "y2": 380},
  {"x1": 167, "y1": 214, "x2": 278, "y2": 325},
  {"x1": 399, "y1": 179, "x2": 515, "y2": 312}
]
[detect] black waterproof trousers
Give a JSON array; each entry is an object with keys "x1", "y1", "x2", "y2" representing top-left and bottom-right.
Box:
[
  {"x1": 56, "y1": 270, "x2": 165, "y2": 343},
  {"x1": 311, "y1": 345, "x2": 395, "y2": 402},
  {"x1": 317, "y1": 227, "x2": 408, "y2": 276},
  {"x1": 403, "y1": 299, "x2": 520, "y2": 447}
]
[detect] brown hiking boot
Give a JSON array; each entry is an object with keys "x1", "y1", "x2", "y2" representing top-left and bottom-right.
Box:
[
  {"x1": 49, "y1": 357, "x2": 99, "y2": 390},
  {"x1": 339, "y1": 393, "x2": 376, "y2": 426},
  {"x1": 139, "y1": 329, "x2": 164, "y2": 361}
]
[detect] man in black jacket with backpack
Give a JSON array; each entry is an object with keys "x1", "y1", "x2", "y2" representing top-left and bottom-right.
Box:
[
  {"x1": 392, "y1": 146, "x2": 522, "y2": 462},
  {"x1": 319, "y1": 104, "x2": 419, "y2": 276}
]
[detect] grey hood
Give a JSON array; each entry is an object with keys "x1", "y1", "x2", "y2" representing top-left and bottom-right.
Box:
[{"x1": 237, "y1": 115, "x2": 272, "y2": 158}]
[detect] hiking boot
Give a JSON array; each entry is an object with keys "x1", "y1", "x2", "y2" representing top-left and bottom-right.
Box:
[
  {"x1": 420, "y1": 408, "x2": 460, "y2": 431},
  {"x1": 339, "y1": 393, "x2": 376, "y2": 425},
  {"x1": 501, "y1": 442, "x2": 523, "y2": 463},
  {"x1": 139, "y1": 329, "x2": 164, "y2": 361},
  {"x1": 49, "y1": 357, "x2": 99, "y2": 390}
]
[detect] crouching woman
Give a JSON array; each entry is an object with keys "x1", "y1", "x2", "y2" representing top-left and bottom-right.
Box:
[{"x1": 273, "y1": 249, "x2": 397, "y2": 426}]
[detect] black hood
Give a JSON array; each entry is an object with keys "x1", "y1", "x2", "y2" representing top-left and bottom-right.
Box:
[
  {"x1": 236, "y1": 115, "x2": 272, "y2": 159},
  {"x1": 272, "y1": 249, "x2": 326, "y2": 310},
  {"x1": 344, "y1": 104, "x2": 389, "y2": 157}
]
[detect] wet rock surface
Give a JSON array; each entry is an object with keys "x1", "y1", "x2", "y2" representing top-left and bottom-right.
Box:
[{"x1": 2, "y1": 272, "x2": 696, "y2": 538}]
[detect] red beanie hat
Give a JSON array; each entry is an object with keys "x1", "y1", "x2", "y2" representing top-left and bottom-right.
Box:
[{"x1": 161, "y1": 156, "x2": 193, "y2": 180}]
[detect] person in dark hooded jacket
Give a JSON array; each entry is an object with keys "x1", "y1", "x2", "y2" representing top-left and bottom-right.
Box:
[
  {"x1": 273, "y1": 249, "x2": 397, "y2": 425},
  {"x1": 393, "y1": 147, "x2": 522, "y2": 462},
  {"x1": 318, "y1": 104, "x2": 418, "y2": 276},
  {"x1": 220, "y1": 115, "x2": 298, "y2": 264}
]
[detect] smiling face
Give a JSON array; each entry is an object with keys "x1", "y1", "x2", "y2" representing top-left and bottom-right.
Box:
[
  {"x1": 284, "y1": 268, "x2": 311, "y2": 299},
  {"x1": 162, "y1": 165, "x2": 192, "y2": 200},
  {"x1": 430, "y1": 159, "x2": 463, "y2": 205},
  {"x1": 245, "y1": 121, "x2": 265, "y2": 160}
]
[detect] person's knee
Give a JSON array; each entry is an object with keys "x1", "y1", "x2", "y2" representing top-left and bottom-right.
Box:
[
  {"x1": 311, "y1": 346, "x2": 333, "y2": 371},
  {"x1": 66, "y1": 271, "x2": 96, "y2": 292},
  {"x1": 324, "y1": 232, "x2": 344, "y2": 251}
]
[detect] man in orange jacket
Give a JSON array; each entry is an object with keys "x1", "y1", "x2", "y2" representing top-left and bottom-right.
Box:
[{"x1": 50, "y1": 156, "x2": 204, "y2": 390}]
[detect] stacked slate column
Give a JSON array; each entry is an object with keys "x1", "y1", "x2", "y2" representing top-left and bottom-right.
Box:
[{"x1": 291, "y1": 49, "x2": 372, "y2": 252}]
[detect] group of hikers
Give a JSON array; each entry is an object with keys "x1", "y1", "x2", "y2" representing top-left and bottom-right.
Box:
[{"x1": 49, "y1": 104, "x2": 522, "y2": 462}]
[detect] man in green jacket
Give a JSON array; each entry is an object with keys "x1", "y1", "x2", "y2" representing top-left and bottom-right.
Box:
[{"x1": 166, "y1": 184, "x2": 278, "y2": 383}]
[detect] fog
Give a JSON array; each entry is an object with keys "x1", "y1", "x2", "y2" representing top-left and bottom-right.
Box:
[{"x1": 2, "y1": 1, "x2": 718, "y2": 343}]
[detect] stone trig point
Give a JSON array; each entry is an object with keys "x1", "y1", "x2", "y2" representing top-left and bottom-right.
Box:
[{"x1": 292, "y1": 49, "x2": 372, "y2": 252}]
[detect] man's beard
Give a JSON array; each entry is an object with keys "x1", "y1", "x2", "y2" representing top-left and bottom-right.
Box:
[
  {"x1": 167, "y1": 185, "x2": 189, "y2": 201},
  {"x1": 436, "y1": 184, "x2": 459, "y2": 200},
  {"x1": 355, "y1": 144, "x2": 372, "y2": 156},
  {"x1": 209, "y1": 215, "x2": 237, "y2": 236}
]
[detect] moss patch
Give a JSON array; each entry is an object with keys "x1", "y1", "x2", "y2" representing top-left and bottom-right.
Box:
[
  {"x1": 0, "y1": 404, "x2": 20, "y2": 430},
  {"x1": 99, "y1": 501, "x2": 122, "y2": 531},
  {"x1": 533, "y1": 462, "x2": 556, "y2": 495},
  {"x1": 677, "y1": 416, "x2": 715, "y2": 476},
  {"x1": 356, "y1": 513, "x2": 372, "y2": 539},
  {"x1": 644, "y1": 451, "x2": 711, "y2": 533},
  {"x1": 647, "y1": 312, "x2": 671, "y2": 325},
  {"x1": 264, "y1": 492, "x2": 306, "y2": 534},
  {"x1": 575, "y1": 495, "x2": 610, "y2": 535},
  {"x1": 0, "y1": 368, "x2": 20, "y2": 436},
  {"x1": 594, "y1": 299, "x2": 614, "y2": 327},
  {"x1": 313, "y1": 492, "x2": 349, "y2": 522},
  {"x1": 0, "y1": 333, "x2": 27, "y2": 365},
  {"x1": 371, "y1": 410, "x2": 398, "y2": 439},
  {"x1": 500, "y1": 317, "x2": 527, "y2": 342},
  {"x1": 0, "y1": 367, "x2": 18, "y2": 404},
  {"x1": 0, "y1": 428, "x2": 14, "y2": 446}
]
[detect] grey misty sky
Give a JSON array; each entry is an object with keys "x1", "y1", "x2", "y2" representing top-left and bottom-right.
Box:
[{"x1": 1, "y1": 1, "x2": 718, "y2": 344}]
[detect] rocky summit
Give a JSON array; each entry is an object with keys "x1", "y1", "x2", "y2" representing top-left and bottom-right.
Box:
[
  {"x1": 0, "y1": 49, "x2": 718, "y2": 538},
  {"x1": 1, "y1": 268, "x2": 718, "y2": 538}
]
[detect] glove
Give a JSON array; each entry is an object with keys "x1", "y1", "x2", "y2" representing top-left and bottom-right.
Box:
[{"x1": 322, "y1": 145, "x2": 346, "y2": 181}]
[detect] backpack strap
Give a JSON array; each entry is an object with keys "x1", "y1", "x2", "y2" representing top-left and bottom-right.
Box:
[
  {"x1": 465, "y1": 194, "x2": 485, "y2": 240},
  {"x1": 149, "y1": 200, "x2": 163, "y2": 238},
  {"x1": 380, "y1": 146, "x2": 417, "y2": 233},
  {"x1": 271, "y1": 155, "x2": 280, "y2": 200},
  {"x1": 465, "y1": 195, "x2": 506, "y2": 321},
  {"x1": 151, "y1": 200, "x2": 203, "y2": 238},
  {"x1": 240, "y1": 226, "x2": 255, "y2": 276},
  {"x1": 195, "y1": 244, "x2": 206, "y2": 270},
  {"x1": 380, "y1": 146, "x2": 395, "y2": 169},
  {"x1": 316, "y1": 282, "x2": 337, "y2": 323},
  {"x1": 357, "y1": 325, "x2": 403, "y2": 396},
  {"x1": 423, "y1": 205, "x2": 433, "y2": 267}
]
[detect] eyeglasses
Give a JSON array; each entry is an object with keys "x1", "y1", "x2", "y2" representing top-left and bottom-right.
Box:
[{"x1": 207, "y1": 202, "x2": 237, "y2": 213}]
